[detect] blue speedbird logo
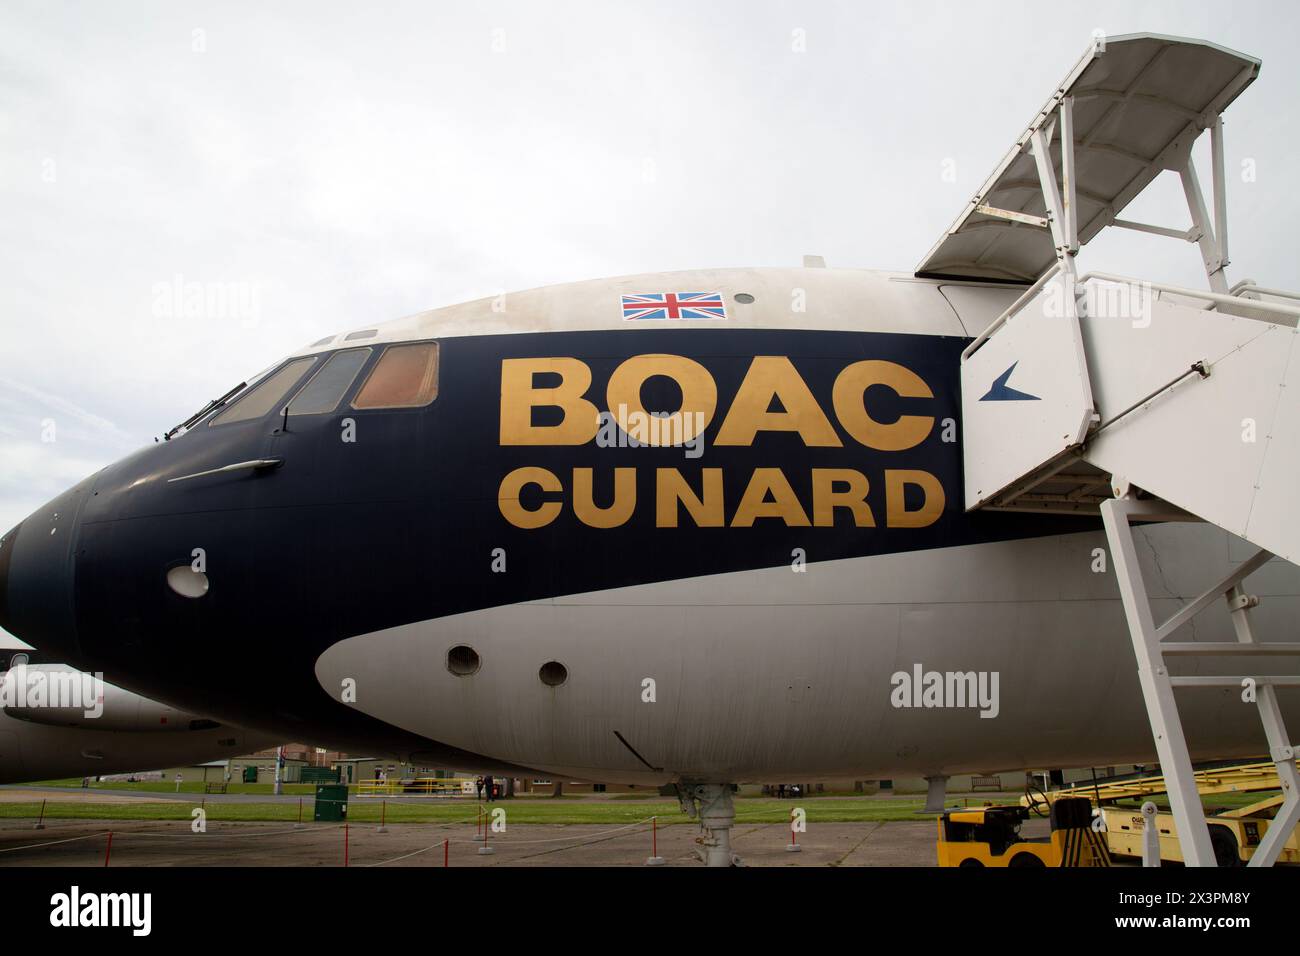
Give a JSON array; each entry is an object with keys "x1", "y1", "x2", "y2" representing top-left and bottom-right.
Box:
[{"x1": 979, "y1": 362, "x2": 1040, "y2": 402}]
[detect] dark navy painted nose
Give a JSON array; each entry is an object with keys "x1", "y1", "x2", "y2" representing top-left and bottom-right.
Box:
[
  {"x1": 0, "y1": 522, "x2": 16, "y2": 636},
  {"x1": 0, "y1": 481, "x2": 87, "y2": 661}
]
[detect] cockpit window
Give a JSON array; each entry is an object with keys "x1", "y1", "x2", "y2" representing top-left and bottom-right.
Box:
[
  {"x1": 209, "y1": 357, "x2": 317, "y2": 426},
  {"x1": 351, "y1": 341, "x2": 439, "y2": 409},
  {"x1": 287, "y1": 348, "x2": 371, "y2": 415}
]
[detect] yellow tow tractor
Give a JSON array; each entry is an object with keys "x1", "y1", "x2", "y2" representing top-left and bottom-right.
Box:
[{"x1": 937, "y1": 790, "x2": 1110, "y2": 867}]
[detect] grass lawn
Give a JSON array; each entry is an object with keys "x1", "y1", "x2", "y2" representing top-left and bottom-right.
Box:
[
  {"x1": 1, "y1": 788, "x2": 1279, "y2": 827},
  {"x1": 2, "y1": 785, "x2": 1279, "y2": 832},
  {"x1": 0, "y1": 796, "x2": 938, "y2": 825},
  {"x1": 25, "y1": 779, "x2": 321, "y2": 796}
]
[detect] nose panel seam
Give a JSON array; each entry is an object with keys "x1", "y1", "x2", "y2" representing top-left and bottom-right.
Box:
[{"x1": 0, "y1": 521, "x2": 18, "y2": 632}]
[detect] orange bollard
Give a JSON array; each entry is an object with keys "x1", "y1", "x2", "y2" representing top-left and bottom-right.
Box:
[
  {"x1": 645, "y1": 815, "x2": 665, "y2": 866},
  {"x1": 377, "y1": 799, "x2": 388, "y2": 834},
  {"x1": 34, "y1": 798, "x2": 46, "y2": 831},
  {"x1": 104, "y1": 830, "x2": 113, "y2": 867},
  {"x1": 344, "y1": 822, "x2": 349, "y2": 867},
  {"x1": 444, "y1": 838, "x2": 449, "y2": 867}
]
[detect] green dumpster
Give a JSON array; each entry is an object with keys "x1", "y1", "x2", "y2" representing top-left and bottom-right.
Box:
[
  {"x1": 242, "y1": 766, "x2": 258, "y2": 784},
  {"x1": 314, "y1": 784, "x2": 349, "y2": 822}
]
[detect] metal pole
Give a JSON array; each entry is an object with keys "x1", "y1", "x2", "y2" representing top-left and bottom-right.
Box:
[
  {"x1": 1211, "y1": 115, "x2": 1229, "y2": 267},
  {"x1": 645, "y1": 815, "x2": 665, "y2": 866},
  {"x1": 1029, "y1": 126, "x2": 1069, "y2": 258},
  {"x1": 1226, "y1": 585, "x2": 1300, "y2": 867},
  {"x1": 1179, "y1": 157, "x2": 1229, "y2": 293},
  {"x1": 1060, "y1": 96, "x2": 1079, "y2": 254},
  {"x1": 1102, "y1": 498, "x2": 1217, "y2": 866}
]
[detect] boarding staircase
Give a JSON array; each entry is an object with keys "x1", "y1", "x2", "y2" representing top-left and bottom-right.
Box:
[{"x1": 917, "y1": 34, "x2": 1300, "y2": 866}]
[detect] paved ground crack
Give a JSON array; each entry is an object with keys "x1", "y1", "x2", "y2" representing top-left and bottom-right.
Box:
[{"x1": 830, "y1": 821, "x2": 885, "y2": 866}]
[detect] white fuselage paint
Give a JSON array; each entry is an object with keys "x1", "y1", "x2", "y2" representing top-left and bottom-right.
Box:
[{"x1": 316, "y1": 522, "x2": 1300, "y2": 783}]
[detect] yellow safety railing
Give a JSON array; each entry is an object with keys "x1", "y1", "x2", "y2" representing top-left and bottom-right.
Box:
[
  {"x1": 1056, "y1": 758, "x2": 1297, "y2": 806},
  {"x1": 354, "y1": 779, "x2": 475, "y2": 797}
]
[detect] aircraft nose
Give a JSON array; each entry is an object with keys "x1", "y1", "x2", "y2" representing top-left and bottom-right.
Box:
[
  {"x1": 0, "y1": 522, "x2": 15, "y2": 635},
  {"x1": 0, "y1": 490, "x2": 84, "y2": 660}
]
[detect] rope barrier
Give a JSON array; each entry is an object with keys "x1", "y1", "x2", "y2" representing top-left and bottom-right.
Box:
[
  {"x1": 352, "y1": 812, "x2": 483, "y2": 832},
  {"x1": 365, "y1": 838, "x2": 448, "y2": 867},
  {"x1": 0, "y1": 830, "x2": 111, "y2": 853},
  {"x1": 0, "y1": 805, "x2": 817, "y2": 864},
  {"x1": 110, "y1": 821, "x2": 351, "y2": 840},
  {"x1": 447, "y1": 815, "x2": 657, "y2": 847},
  {"x1": 505, "y1": 819, "x2": 663, "y2": 858},
  {"x1": 364, "y1": 814, "x2": 659, "y2": 865}
]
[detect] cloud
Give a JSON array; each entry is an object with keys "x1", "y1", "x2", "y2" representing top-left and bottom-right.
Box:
[
  {"x1": 0, "y1": 0, "x2": 1297, "y2": 535},
  {"x1": 0, "y1": 376, "x2": 134, "y2": 447}
]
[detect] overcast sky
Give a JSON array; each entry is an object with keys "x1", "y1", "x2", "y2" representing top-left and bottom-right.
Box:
[{"x1": 2, "y1": 0, "x2": 1298, "y2": 558}]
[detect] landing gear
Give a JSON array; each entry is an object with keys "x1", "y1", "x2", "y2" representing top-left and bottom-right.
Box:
[
  {"x1": 922, "y1": 774, "x2": 949, "y2": 813},
  {"x1": 675, "y1": 782, "x2": 741, "y2": 867}
]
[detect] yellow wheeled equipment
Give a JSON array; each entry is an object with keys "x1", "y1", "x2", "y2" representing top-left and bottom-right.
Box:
[
  {"x1": 1077, "y1": 761, "x2": 1300, "y2": 865},
  {"x1": 937, "y1": 796, "x2": 1110, "y2": 867}
]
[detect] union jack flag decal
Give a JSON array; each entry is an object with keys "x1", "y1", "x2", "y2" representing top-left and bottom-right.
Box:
[{"x1": 621, "y1": 291, "x2": 727, "y2": 321}]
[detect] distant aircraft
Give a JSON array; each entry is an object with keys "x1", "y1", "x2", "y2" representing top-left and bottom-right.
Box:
[
  {"x1": 0, "y1": 637, "x2": 272, "y2": 783},
  {"x1": 1, "y1": 34, "x2": 1296, "y2": 865}
]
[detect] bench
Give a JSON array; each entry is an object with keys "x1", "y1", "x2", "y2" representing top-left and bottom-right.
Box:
[
  {"x1": 204, "y1": 782, "x2": 228, "y2": 794},
  {"x1": 970, "y1": 776, "x2": 1003, "y2": 793}
]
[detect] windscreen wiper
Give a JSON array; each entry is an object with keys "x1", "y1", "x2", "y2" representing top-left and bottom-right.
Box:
[{"x1": 162, "y1": 381, "x2": 247, "y2": 440}]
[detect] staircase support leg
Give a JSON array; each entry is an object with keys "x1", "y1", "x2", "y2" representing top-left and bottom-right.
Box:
[
  {"x1": 1248, "y1": 692, "x2": 1300, "y2": 866},
  {"x1": 1229, "y1": 584, "x2": 1300, "y2": 867},
  {"x1": 1101, "y1": 497, "x2": 1218, "y2": 867}
]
